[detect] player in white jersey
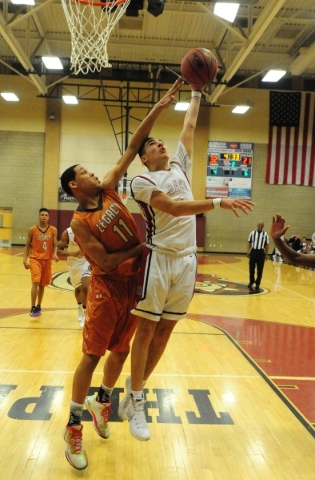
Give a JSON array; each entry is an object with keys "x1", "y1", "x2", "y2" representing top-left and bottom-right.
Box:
[
  {"x1": 118, "y1": 86, "x2": 255, "y2": 442},
  {"x1": 58, "y1": 227, "x2": 91, "y2": 327},
  {"x1": 132, "y1": 142, "x2": 196, "y2": 253}
]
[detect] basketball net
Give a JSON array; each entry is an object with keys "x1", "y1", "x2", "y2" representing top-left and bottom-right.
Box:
[{"x1": 61, "y1": 0, "x2": 131, "y2": 75}]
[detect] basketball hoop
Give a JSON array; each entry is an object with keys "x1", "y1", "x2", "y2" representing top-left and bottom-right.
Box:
[{"x1": 61, "y1": 0, "x2": 131, "y2": 75}]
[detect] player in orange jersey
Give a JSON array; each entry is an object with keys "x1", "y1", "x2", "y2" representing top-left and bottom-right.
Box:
[
  {"x1": 59, "y1": 78, "x2": 184, "y2": 471},
  {"x1": 23, "y1": 208, "x2": 59, "y2": 317}
]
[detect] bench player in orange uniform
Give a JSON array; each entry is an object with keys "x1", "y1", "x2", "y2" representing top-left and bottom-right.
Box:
[
  {"x1": 23, "y1": 208, "x2": 59, "y2": 317},
  {"x1": 59, "y1": 78, "x2": 184, "y2": 471}
]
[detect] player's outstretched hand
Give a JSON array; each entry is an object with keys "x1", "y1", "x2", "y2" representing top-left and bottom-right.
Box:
[
  {"x1": 156, "y1": 77, "x2": 184, "y2": 109},
  {"x1": 220, "y1": 198, "x2": 255, "y2": 218},
  {"x1": 270, "y1": 213, "x2": 290, "y2": 239}
]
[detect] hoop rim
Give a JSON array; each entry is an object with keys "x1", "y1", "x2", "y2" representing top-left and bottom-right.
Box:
[{"x1": 72, "y1": 0, "x2": 128, "y2": 7}]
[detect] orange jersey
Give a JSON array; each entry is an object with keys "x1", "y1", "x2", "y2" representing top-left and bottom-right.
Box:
[
  {"x1": 29, "y1": 225, "x2": 56, "y2": 260},
  {"x1": 73, "y1": 189, "x2": 141, "y2": 278}
]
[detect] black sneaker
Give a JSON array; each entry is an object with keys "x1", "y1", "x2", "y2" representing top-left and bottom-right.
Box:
[{"x1": 30, "y1": 306, "x2": 41, "y2": 317}]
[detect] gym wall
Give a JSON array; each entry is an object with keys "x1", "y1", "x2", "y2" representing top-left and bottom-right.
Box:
[{"x1": 0, "y1": 75, "x2": 313, "y2": 251}]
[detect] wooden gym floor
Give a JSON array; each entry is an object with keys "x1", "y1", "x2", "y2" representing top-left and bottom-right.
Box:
[{"x1": 1, "y1": 246, "x2": 315, "y2": 479}]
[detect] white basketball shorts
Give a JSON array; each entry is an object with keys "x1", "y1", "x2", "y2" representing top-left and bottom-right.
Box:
[
  {"x1": 132, "y1": 247, "x2": 197, "y2": 322},
  {"x1": 68, "y1": 262, "x2": 91, "y2": 289}
]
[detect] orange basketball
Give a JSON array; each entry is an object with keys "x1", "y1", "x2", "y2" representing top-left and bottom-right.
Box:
[{"x1": 181, "y1": 48, "x2": 218, "y2": 88}]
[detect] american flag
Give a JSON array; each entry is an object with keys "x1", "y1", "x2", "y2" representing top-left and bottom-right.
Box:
[{"x1": 265, "y1": 91, "x2": 315, "y2": 186}]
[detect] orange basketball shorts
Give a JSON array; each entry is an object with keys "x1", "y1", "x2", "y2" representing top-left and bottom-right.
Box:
[
  {"x1": 82, "y1": 274, "x2": 138, "y2": 357},
  {"x1": 30, "y1": 258, "x2": 52, "y2": 287}
]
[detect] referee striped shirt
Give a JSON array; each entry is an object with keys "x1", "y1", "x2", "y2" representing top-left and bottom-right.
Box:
[{"x1": 248, "y1": 230, "x2": 269, "y2": 250}]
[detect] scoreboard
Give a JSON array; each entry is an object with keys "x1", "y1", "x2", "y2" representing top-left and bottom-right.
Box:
[{"x1": 206, "y1": 141, "x2": 253, "y2": 199}]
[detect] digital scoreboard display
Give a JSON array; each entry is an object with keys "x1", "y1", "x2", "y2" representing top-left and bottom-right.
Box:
[
  {"x1": 220, "y1": 152, "x2": 241, "y2": 161},
  {"x1": 206, "y1": 141, "x2": 253, "y2": 199}
]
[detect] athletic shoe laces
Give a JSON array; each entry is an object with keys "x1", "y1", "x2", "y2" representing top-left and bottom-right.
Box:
[
  {"x1": 69, "y1": 428, "x2": 83, "y2": 453},
  {"x1": 133, "y1": 399, "x2": 147, "y2": 426},
  {"x1": 100, "y1": 402, "x2": 113, "y2": 423}
]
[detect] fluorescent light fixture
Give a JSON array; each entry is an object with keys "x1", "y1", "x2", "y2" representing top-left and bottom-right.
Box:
[
  {"x1": 262, "y1": 69, "x2": 286, "y2": 82},
  {"x1": 1, "y1": 92, "x2": 19, "y2": 101},
  {"x1": 175, "y1": 102, "x2": 189, "y2": 111},
  {"x1": 232, "y1": 105, "x2": 250, "y2": 114},
  {"x1": 11, "y1": 0, "x2": 35, "y2": 4},
  {"x1": 214, "y1": 3, "x2": 239, "y2": 22},
  {"x1": 62, "y1": 95, "x2": 78, "y2": 104},
  {"x1": 42, "y1": 56, "x2": 63, "y2": 70}
]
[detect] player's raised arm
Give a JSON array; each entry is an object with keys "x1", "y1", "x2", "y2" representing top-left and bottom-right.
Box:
[
  {"x1": 178, "y1": 89, "x2": 201, "y2": 160},
  {"x1": 179, "y1": 48, "x2": 218, "y2": 158},
  {"x1": 270, "y1": 213, "x2": 315, "y2": 268},
  {"x1": 101, "y1": 77, "x2": 184, "y2": 190}
]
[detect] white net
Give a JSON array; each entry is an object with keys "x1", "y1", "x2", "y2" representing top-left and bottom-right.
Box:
[{"x1": 61, "y1": 0, "x2": 131, "y2": 75}]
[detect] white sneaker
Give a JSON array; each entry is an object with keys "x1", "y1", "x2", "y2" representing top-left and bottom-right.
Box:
[
  {"x1": 63, "y1": 424, "x2": 88, "y2": 470},
  {"x1": 272, "y1": 255, "x2": 276, "y2": 261},
  {"x1": 85, "y1": 393, "x2": 112, "y2": 439},
  {"x1": 77, "y1": 304, "x2": 84, "y2": 322},
  {"x1": 128, "y1": 397, "x2": 151, "y2": 441},
  {"x1": 118, "y1": 376, "x2": 131, "y2": 421},
  {"x1": 80, "y1": 309, "x2": 85, "y2": 328},
  {"x1": 128, "y1": 399, "x2": 151, "y2": 442}
]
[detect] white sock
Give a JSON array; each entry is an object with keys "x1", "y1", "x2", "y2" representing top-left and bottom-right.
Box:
[{"x1": 131, "y1": 390, "x2": 143, "y2": 401}]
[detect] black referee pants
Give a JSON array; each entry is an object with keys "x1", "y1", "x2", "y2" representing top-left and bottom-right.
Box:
[{"x1": 249, "y1": 249, "x2": 265, "y2": 287}]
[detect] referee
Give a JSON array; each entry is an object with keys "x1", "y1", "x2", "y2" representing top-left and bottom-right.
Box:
[{"x1": 247, "y1": 221, "x2": 269, "y2": 292}]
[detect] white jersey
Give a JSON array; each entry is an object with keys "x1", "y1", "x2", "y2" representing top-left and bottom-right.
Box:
[
  {"x1": 130, "y1": 142, "x2": 196, "y2": 254},
  {"x1": 66, "y1": 227, "x2": 88, "y2": 268}
]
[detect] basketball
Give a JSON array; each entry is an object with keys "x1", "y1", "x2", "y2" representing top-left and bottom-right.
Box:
[{"x1": 181, "y1": 48, "x2": 218, "y2": 88}]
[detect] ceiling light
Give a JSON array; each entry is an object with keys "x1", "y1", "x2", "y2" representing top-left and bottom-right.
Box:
[
  {"x1": 214, "y1": 3, "x2": 239, "y2": 23},
  {"x1": 232, "y1": 105, "x2": 250, "y2": 114},
  {"x1": 175, "y1": 102, "x2": 189, "y2": 111},
  {"x1": 212, "y1": 0, "x2": 259, "y2": 2},
  {"x1": 11, "y1": 0, "x2": 35, "y2": 4},
  {"x1": 42, "y1": 56, "x2": 63, "y2": 70},
  {"x1": 262, "y1": 70, "x2": 286, "y2": 82},
  {"x1": 62, "y1": 95, "x2": 78, "y2": 104},
  {"x1": 1, "y1": 92, "x2": 19, "y2": 101}
]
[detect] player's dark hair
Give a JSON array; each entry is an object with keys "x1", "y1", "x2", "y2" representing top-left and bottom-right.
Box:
[
  {"x1": 39, "y1": 207, "x2": 49, "y2": 214},
  {"x1": 60, "y1": 164, "x2": 79, "y2": 196},
  {"x1": 138, "y1": 137, "x2": 153, "y2": 157}
]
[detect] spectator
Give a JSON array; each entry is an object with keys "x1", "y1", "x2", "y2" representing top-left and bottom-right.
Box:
[{"x1": 289, "y1": 234, "x2": 302, "y2": 252}]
